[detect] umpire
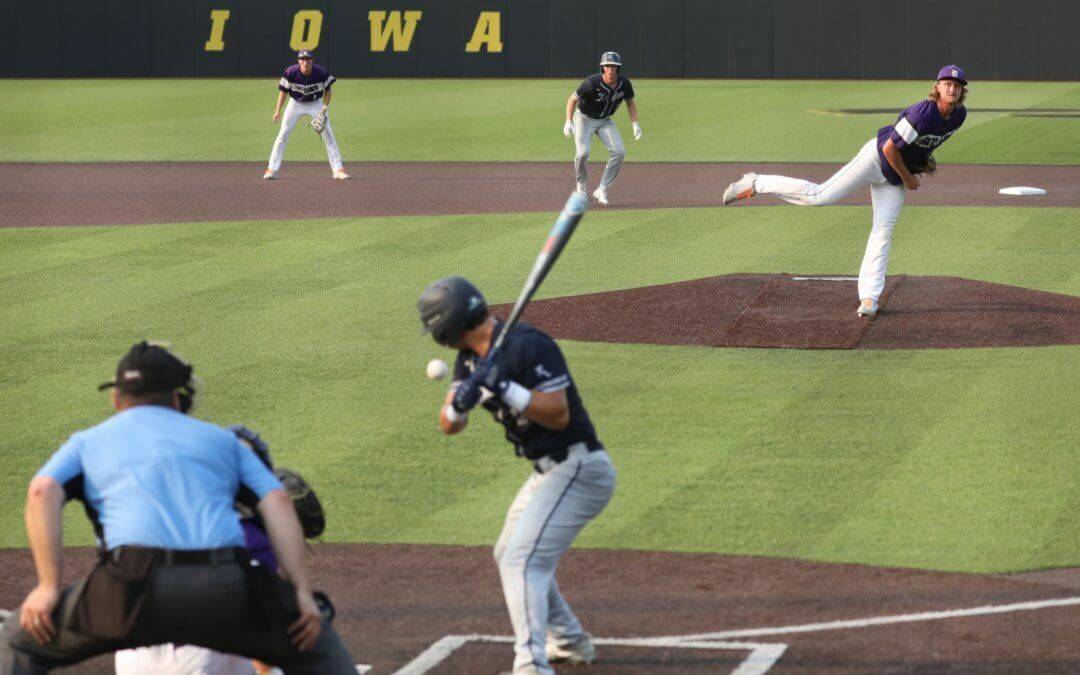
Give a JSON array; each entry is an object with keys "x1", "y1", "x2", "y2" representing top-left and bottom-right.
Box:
[{"x1": 0, "y1": 341, "x2": 356, "y2": 674}]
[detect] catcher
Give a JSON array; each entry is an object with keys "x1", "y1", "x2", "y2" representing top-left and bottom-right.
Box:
[
  {"x1": 114, "y1": 425, "x2": 329, "y2": 675},
  {"x1": 263, "y1": 50, "x2": 350, "y2": 181},
  {"x1": 722, "y1": 64, "x2": 968, "y2": 318}
]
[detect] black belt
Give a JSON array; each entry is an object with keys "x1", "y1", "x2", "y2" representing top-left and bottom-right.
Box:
[
  {"x1": 533, "y1": 442, "x2": 598, "y2": 474},
  {"x1": 110, "y1": 546, "x2": 243, "y2": 566}
]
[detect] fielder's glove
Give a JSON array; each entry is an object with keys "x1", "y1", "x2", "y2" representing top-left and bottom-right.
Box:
[
  {"x1": 903, "y1": 151, "x2": 936, "y2": 176},
  {"x1": 274, "y1": 467, "x2": 326, "y2": 538},
  {"x1": 632, "y1": 121, "x2": 642, "y2": 141},
  {"x1": 310, "y1": 108, "x2": 327, "y2": 135},
  {"x1": 563, "y1": 121, "x2": 574, "y2": 138}
]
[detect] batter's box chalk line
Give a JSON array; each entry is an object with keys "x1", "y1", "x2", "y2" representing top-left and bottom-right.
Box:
[
  {"x1": 392, "y1": 595, "x2": 1080, "y2": 675},
  {"x1": 393, "y1": 634, "x2": 784, "y2": 675}
]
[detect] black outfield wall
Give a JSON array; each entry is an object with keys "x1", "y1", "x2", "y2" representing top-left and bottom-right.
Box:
[{"x1": 5, "y1": 0, "x2": 1079, "y2": 79}]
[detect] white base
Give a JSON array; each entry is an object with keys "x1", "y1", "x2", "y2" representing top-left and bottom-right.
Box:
[{"x1": 999, "y1": 186, "x2": 1047, "y2": 196}]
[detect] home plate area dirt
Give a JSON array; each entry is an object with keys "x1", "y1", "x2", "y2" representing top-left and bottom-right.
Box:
[{"x1": 1, "y1": 546, "x2": 1077, "y2": 674}]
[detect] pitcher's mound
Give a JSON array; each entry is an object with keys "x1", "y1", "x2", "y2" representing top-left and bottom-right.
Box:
[{"x1": 494, "y1": 275, "x2": 1080, "y2": 350}]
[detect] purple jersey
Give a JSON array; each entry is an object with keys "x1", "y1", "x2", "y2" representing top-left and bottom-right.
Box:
[
  {"x1": 876, "y1": 99, "x2": 966, "y2": 185},
  {"x1": 278, "y1": 64, "x2": 336, "y2": 103},
  {"x1": 241, "y1": 517, "x2": 278, "y2": 569}
]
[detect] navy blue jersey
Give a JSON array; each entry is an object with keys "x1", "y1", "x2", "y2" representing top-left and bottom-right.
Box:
[
  {"x1": 279, "y1": 64, "x2": 336, "y2": 103},
  {"x1": 454, "y1": 322, "x2": 601, "y2": 461},
  {"x1": 575, "y1": 74, "x2": 635, "y2": 120}
]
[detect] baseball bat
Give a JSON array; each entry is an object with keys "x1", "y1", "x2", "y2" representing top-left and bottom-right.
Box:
[{"x1": 488, "y1": 191, "x2": 589, "y2": 358}]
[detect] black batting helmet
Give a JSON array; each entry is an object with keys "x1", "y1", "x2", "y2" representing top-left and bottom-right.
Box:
[
  {"x1": 600, "y1": 51, "x2": 622, "y2": 69},
  {"x1": 417, "y1": 276, "x2": 488, "y2": 346}
]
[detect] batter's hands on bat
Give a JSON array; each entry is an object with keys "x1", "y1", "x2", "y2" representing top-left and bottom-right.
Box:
[
  {"x1": 563, "y1": 121, "x2": 574, "y2": 138},
  {"x1": 452, "y1": 376, "x2": 484, "y2": 413},
  {"x1": 632, "y1": 122, "x2": 642, "y2": 140},
  {"x1": 19, "y1": 584, "x2": 60, "y2": 644}
]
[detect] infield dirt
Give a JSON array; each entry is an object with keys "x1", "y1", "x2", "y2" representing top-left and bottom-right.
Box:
[
  {"x1": 0, "y1": 545, "x2": 1077, "y2": 674},
  {"x1": 2, "y1": 161, "x2": 1079, "y2": 228}
]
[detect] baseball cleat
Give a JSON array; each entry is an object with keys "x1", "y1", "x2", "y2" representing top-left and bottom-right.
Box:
[
  {"x1": 547, "y1": 633, "x2": 596, "y2": 665},
  {"x1": 856, "y1": 298, "x2": 878, "y2": 318},
  {"x1": 592, "y1": 187, "x2": 609, "y2": 205},
  {"x1": 723, "y1": 172, "x2": 758, "y2": 205},
  {"x1": 262, "y1": 169, "x2": 278, "y2": 180},
  {"x1": 332, "y1": 170, "x2": 351, "y2": 180}
]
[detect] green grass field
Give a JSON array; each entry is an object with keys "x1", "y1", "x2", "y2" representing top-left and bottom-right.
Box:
[
  {"x1": 7, "y1": 79, "x2": 1080, "y2": 163},
  {"x1": 3, "y1": 80, "x2": 1079, "y2": 573}
]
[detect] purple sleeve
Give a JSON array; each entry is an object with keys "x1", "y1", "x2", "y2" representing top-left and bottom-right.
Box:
[
  {"x1": 241, "y1": 518, "x2": 278, "y2": 569},
  {"x1": 36, "y1": 433, "x2": 84, "y2": 484},
  {"x1": 889, "y1": 101, "x2": 933, "y2": 150},
  {"x1": 575, "y1": 77, "x2": 592, "y2": 99}
]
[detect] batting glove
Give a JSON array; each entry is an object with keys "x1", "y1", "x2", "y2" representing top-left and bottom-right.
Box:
[
  {"x1": 469, "y1": 358, "x2": 532, "y2": 411},
  {"x1": 451, "y1": 377, "x2": 484, "y2": 413},
  {"x1": 563, "y1": 121, "x2": 574, "y2": 138},
  {"x1": 632, "y1": 122, "x2": 642, "y2": 141}
]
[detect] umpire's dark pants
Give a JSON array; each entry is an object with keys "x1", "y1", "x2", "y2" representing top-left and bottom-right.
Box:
[{"x1": 0, "y1": 562, "x2": 356, "y2": 674}]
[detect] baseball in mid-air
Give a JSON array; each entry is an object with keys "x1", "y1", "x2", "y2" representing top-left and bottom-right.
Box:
[{"x1": 426, "y1": 358, "x2": 450, "y2": 380}]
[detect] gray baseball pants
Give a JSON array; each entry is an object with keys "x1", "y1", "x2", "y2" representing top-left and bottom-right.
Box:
[
  {"x1": 573, "y1": 110, "x2": 625, "y2": 191},
  {"x1": 494, "y1": 446, "x2": 616, "y2": 674}
]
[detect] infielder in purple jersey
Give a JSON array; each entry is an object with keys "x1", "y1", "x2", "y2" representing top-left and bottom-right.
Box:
[
  {"x1": 264, "y1": 50, "x2": 350, "y2": 181},
  {"x1": 722, "y1": 65, "x2": 969, "y2": 318}
]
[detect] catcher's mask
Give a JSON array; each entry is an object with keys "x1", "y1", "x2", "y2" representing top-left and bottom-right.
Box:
[
  {"x1": 417, "y1": 276, "x2": 488, "y2": 347},
  {"x1": 229, "y1": 424, "x2": 273, "y2": 470},
  {"x1": 599, "y1": 51, "x2": 622, "y2": 72},
  {"x1": 98, "y1": 340, "x2": 197, "y2": 413}
]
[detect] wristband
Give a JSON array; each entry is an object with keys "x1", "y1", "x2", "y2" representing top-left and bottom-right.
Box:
[
  {"x1": 444, "y1": 404, "x2": 468, "y2": 424},
  {"x1": 501, "y1": 381, "x2": 533, "y2": 412}
]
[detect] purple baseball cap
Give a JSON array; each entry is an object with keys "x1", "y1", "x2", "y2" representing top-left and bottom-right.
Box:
[
  {"x1": 297, "y1": 50, "x2": 315, "y2": 60},
  {"x1": 936, "y1": 65, "x2": 967, "y2": 85}
]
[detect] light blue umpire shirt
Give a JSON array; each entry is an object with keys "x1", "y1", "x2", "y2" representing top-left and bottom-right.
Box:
[{"x1": 36, "y1": 405, "x2": 283, "y2": 550}]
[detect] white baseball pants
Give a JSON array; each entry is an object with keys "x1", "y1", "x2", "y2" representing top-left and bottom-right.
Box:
[
  {"x1": 752, "y1": 138, "x2": 907, "y2": 302},
  {"x1": 494, "y1": 447, "x2": 616, "y2": 674},
  {"x1": 267, "y1": 98, "x2": 344, "y2": 173},
  {"x1": 573, "y1": 110, "x2": 625, "y2": 191},
  {"x1": 115, "y1": 644, "x2": 256, "y2": 674}
]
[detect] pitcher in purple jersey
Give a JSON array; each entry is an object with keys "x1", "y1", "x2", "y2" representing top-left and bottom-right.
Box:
[
  {"x1": 722, "y1": 66, "x2": 969, "y2": 318},
  {"x1": 264, "y1": 50, "x2": 350, "y2": 181}
]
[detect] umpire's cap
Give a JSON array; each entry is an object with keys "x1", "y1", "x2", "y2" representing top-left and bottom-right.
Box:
[
  {"x1": 418, "y1": 276, "x2": 488, "y2": 347},
  {"x1": 599, "y1": 51, "x2": 622, "y2": 68},
  {"x1": 98, "y1": 341, "x2": 197, "y2": 412}
]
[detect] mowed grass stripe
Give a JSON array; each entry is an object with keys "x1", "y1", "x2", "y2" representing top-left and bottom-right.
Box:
[
  {"x1": 3, "y1": 79, "x2": 1079, "y2": 163},
  {"x1": 2, "y1": 207, "x2": 1078, "y2": 572}
]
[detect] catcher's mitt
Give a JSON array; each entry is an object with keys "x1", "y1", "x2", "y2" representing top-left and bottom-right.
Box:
[
  {"x1": 310, "y1": 108, "x2": 327, "y2": 135},
  {"x1": 904, "y1": 151, "x2": 937, "y2": 176},
  {"x1": 275, "y1": 467, "x2": 325, "y2": 538}
]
